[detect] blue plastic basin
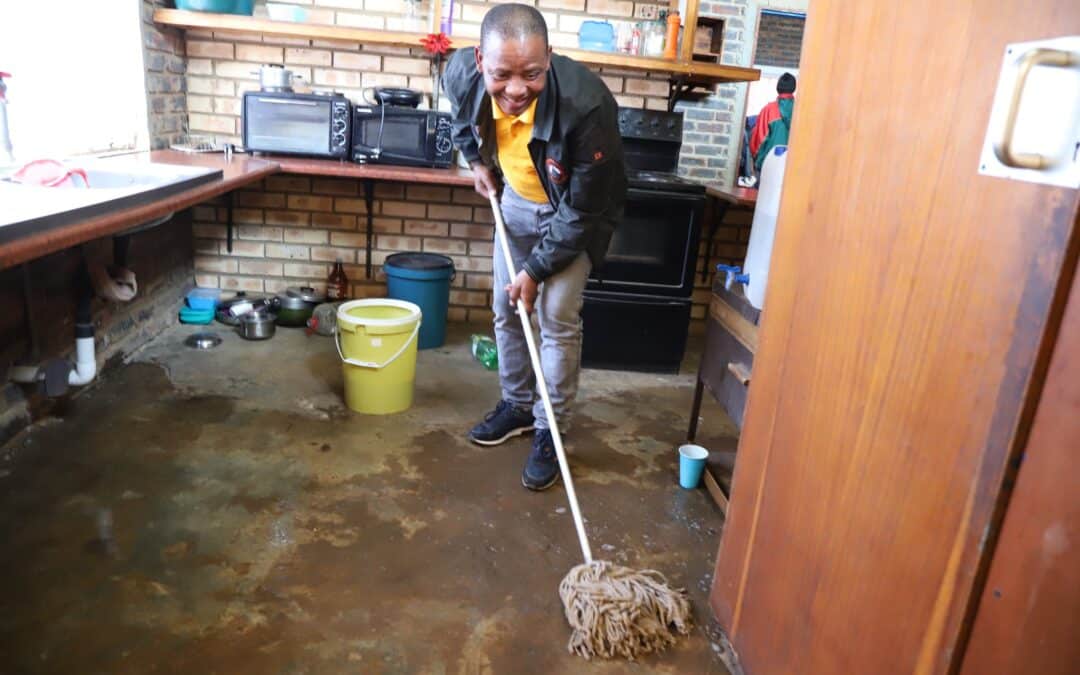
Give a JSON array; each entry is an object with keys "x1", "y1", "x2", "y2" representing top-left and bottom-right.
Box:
[{"x1": 175, "y1": 0, "x2": 252, "y2": 14}]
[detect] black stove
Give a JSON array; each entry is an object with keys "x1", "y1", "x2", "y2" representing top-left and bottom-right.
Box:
[
  {"x1": 627, "y1": 169, "x2": 706, "y2": 194},
  {"x1": 619, "y1": 108, "x2": 705, "y2": 192},
  {"x1": 581, "y1": 108, "x2": 706, "y2": 373}
]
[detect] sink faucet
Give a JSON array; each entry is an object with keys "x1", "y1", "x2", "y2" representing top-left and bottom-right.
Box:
[{"x1": 0, "y1": 72, "x2": 13, "y2": 164}]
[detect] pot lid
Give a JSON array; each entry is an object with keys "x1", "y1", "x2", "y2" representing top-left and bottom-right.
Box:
[
  {"x1": 286, "y1": 286, "x2": 326, "y2": 303},
  {"x1": 219, "y1": 291, "x2": 264, "y2": 307},
  {"x1": 384, "y1": 252, "x2": 454, "y2": 271},
  {"x1": 184, "y1": 332, "x2": 222, "y2": 349},
  {"x1": 277, "y1": 293, "x2": 311, "y2": 310}
]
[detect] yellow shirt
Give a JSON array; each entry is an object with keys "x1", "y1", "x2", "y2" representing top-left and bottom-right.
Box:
[{"x1": 493, "y1": 98, "x2": 549, "y2": 204}]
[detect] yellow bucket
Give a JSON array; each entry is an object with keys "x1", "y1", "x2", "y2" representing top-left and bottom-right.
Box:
[{"x1": 336, "y1": 299, "x2": 422, "y2": 414}]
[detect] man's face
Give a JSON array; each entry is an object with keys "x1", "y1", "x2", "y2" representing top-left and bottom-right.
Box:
[{"x1": 475, "y1": 33, "x2": 551, "y2": 117}]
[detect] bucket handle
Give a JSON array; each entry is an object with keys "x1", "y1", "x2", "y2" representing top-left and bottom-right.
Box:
[{"x1": 335, "y1": 321, "x2": 420, "y2": 369}]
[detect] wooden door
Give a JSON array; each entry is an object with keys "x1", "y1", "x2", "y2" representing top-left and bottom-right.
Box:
[
  {"x1": 957, "y1": 267, "x2": 1080, "y2": 675},
  {"x1": 710, "y1": 1, "x2": 1080, "y2": 673}
]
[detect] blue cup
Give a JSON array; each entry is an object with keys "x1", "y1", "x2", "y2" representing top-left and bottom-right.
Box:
[{"x1": 678, "y1": 444, "x2": 709, "y2": 489}]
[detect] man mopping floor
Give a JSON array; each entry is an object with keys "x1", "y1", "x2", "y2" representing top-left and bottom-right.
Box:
[
  {"x1": 443, "y1": 4, "x2": 692, "y2": 660},
  {"x1": 443, "y1": 3, "x2": 626, "y2": 491}
]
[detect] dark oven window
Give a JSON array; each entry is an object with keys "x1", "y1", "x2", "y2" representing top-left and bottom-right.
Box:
[
  {"x1": 246, "y1": 97, "x2": 330, "y2": 155},
  {"x1": 592, "y1": 188, "x2": 702, "y2": 293},
  {"x1": 361, "y1": 116, "x2": 425, "y2": 154}
]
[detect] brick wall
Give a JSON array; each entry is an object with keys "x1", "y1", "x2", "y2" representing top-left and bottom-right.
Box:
[
  {"x1": 190, "y1": 176, "x2": 500, "y2": 323},
  {"x1": 754, "y1": 11, "x2": 803, "y2": 68},
  {"x1": 675, "y1": 0, "x2": 750, "y2": 186},
  {"x1": 142, "y1": 0, "x2": 189, "y2": 149},
  {"x1": 689, "y1": 200, "x2": 752, "y2": 318}
]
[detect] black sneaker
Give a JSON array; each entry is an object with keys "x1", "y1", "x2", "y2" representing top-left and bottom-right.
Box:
[
  {"x1": 467, "y1": 400, "x2": 534, "y2": 446},
  {"x1": 522, "y1": 429, "x2": 560, "y2": 491}
]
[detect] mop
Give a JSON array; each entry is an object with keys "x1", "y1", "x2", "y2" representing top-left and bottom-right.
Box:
[{"x1": 488, "y1": 192, "x2": 692, "y2": 660}]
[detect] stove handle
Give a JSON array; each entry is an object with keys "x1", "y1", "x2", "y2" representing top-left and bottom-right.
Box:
[{"x1": 585, "y1": 293, "x2": 685, "y2": 306}]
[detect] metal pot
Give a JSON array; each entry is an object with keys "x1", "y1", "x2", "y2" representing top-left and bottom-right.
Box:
[
  {"x1": 275, "y1": 286, "x2": 325, "y2": 327},
  {"x1": 238, "y1": 309, "x2": 276, "y2": 340},
  {"x1": 217, "y1": 292, "x2": 274, "y2": 326},
  {"x1": 255, "y1": 64, "x2": 301, "y2": 92}
]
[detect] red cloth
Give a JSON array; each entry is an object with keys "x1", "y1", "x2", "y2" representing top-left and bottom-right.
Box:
[{"x1": 749, "y1": 93, "x2": 795, "y2": 160}]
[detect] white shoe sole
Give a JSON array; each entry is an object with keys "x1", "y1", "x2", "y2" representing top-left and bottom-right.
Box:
[{"x1": 468, "y1": 425, "x2": 534, "y2": 446}]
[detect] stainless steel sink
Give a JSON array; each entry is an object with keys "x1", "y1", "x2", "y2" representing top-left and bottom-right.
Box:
[{"x1": 0, "y1": 156, "x2": 223, "y2": 243}]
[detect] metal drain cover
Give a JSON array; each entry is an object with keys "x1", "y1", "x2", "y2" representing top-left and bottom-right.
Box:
[{"x1": 184, "y1": 332, "x2": 223, "y2": 349}]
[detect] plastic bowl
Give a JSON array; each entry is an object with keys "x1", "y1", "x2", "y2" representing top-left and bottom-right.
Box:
[
  {"x1": 174, "y1": 0, "x2": 238, "y2": 13},
  {"x1": 266, "y1": 3, "x2": 308, "y2": 22},
  {"x1": 186, "y1": 287, "x2": 221, "y2": 311}
]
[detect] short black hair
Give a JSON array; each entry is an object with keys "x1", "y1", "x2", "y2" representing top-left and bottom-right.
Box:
[
  {"x1": 777, "y1": 73, "x2": 796, "y2": 94},
  {"x1": 480, "y1": 3, "x2": 549, "y2": 51}
]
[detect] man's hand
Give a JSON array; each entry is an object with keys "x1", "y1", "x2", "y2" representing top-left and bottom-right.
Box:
[
  {"x1": 470, "y1": 161, "x2": 499, "y2": 200},
  {"x1": 506, "y1": 270, "x2": 539, "y2": 314}
]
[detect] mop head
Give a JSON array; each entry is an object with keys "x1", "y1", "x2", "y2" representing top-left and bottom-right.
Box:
[{"x1": 559, "y1": 560, "x2": 692, "y2": 660}]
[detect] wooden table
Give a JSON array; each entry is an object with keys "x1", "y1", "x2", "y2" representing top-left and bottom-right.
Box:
[{"x1": 686, "y1": 277, "x2": 761, "y2": 513}]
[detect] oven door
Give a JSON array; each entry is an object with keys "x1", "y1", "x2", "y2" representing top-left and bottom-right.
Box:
[
  {"x1": 243, "y1": 94, "x2": 332, "y2": 156},
  {"x1": 581, "y1": 291, "x2": 692, "y2": 373},
  {"x1": 353, "y1": 108, "x2": 430, "y2": 166},
  {"x1": 588, "y1": 187, "x2": 704, "y2": 297}
]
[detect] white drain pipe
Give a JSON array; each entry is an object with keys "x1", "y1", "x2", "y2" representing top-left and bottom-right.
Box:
[
  {"x1": 68, "y1": 334, "x2": 97, "y2": 386},
  {"x1": 10, "y1": 258, "x2": 101, "y2": 391},
  {"x1": 10, "y1": 335, "x2": 97, "y2": 387}
]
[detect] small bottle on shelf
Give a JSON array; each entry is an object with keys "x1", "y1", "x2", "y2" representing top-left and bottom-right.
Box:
[
  {"x1": 663, "y1": 10, "x2": 681, "y2": 60},
  {"x1": 327, "y1": 260, "x2": 349, "y2": 301}
]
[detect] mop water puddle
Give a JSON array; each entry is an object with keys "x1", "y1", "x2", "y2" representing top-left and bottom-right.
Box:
[{"x1": 0, "y1": 325, "x2": 733, "y2": 673}]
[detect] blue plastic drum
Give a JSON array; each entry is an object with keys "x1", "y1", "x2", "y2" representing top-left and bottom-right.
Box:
[{"x1": 383, "y1": 252, "x2": 456, "y2": 350}]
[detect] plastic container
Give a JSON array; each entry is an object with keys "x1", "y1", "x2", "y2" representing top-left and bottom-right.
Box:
[
  {"x1": 678, "y1": 443, "x2": 709, "y2": 489},
  {"x1": 336, "y1": 299, "x2": 422, "y2": 415},
  {"x1": 383, "y1": 252, "x2": 455, "y2": 350},
  {"x1": 174, "y1": 0, "x2": 239, "y2": 13},
  {"x1": 185, "y1": 287, "x2": 221, "y2": 311},
  {"x1": 266, "y1": 2, "x2": 308, "y2": 21},
  {"x1": 179, "y1": 306, "x2": 215, "y2": 324},
  {"x1": 663, "y1": 11, "x2": 681, "y2": 60},
  {"x1": 742, "y1": 146, "x2": 788, "y2": 309},
  {"x1": 579, "y1": 21, "x2": 616, "y2": 52}
]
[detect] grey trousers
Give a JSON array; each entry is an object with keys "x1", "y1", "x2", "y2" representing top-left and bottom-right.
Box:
[{"x1": 493, "y1": 186, "x2": 591, "y2": 431}]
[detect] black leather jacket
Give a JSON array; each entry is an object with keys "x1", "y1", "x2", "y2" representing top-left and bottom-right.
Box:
[{"x1": 442, "y1": 47, "x2": 626, "y2": 282}]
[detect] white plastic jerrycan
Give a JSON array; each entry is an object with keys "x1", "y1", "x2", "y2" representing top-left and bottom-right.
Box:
[{"x1": 717, "y1": 146, "x2": 788, "y2": 310}]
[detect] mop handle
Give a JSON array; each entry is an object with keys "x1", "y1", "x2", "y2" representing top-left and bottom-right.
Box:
[{"x1": 489, "y1": 192, "x2": 593, "y2": 565}]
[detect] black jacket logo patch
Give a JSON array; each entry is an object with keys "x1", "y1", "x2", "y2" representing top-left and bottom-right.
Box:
[{"x1": 546, "y1": 158, "x2": 568, "y2": 185}]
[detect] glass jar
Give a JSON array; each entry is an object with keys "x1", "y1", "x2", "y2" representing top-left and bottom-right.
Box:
[
  {"x1": 643, "y1": 19, "x2": 666, "y2": 57},
  {"x1": 403, "y1": 0, "x2": 424, "y2": 33}
]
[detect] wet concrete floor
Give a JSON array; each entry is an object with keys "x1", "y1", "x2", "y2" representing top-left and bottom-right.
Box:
[{"x1": 0, "y1": 322, "x2": 739, "y2": 674}]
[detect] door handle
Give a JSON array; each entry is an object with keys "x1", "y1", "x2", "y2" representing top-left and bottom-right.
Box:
[{"x1": 993, "y1": 47, "x2": 1078, "y2": 170}]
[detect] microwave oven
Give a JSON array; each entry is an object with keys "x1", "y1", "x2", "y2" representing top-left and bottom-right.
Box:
[
  {"x1": 351, "y1": 106, "x2": 454, "y2": 168},
  {"x1": 242, "y1": 91, "x2": 351, "y2": 159}
]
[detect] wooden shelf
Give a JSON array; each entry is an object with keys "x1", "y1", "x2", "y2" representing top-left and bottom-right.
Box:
[{"x1": 153, "y1": 9, "x2": 759, "y2": 85}]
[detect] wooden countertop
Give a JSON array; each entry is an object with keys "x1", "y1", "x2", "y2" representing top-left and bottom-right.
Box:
[
  {"x1": 0, "y1": 150, "x2": 476, "y2": 269},
  {"x1": 273, "y1": 156, "x2": 475, "y2": 187},
  {"x1": 706, "y1": 185, "x2": 758, "y2": 207}
]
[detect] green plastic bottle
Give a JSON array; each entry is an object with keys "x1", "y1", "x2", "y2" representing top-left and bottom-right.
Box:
[{"x1": 470, "y1": 334, "x2": 499, "y2": 370}]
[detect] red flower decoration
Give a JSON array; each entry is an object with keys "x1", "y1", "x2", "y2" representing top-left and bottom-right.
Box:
[{"x1": 421, "y1": 32, "x2": 451, "y2": 56}]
